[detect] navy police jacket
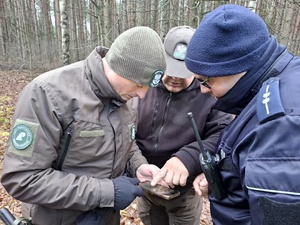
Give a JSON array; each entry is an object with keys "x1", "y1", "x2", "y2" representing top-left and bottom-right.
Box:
[{"x1": 210, "y1": 36, "x2": 300, "y2": 225}]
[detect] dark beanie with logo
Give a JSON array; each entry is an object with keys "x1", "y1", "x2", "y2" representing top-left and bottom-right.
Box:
[
  {"x1": 185, "y1": 4, "x2": 272, "y2": 77},
  {"x1": 105, "y1": 26, "x2": 166, "y2": 87}
]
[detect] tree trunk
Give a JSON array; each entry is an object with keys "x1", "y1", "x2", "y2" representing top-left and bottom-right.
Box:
[
  {"x1": 61, "y1": 0, "x2": 70, "y2": 65},
  {"x1": 70, "y1": 1, "x2": 79, "y2": 61},
  {"x1": 41, "y1": 0, "x2": 53, "y2": 64},
  {"x1": 160, "y1": 0, "x2": 170, "y2": 38},
  {"x1": 30, "y1": 0, "x2": 41, "y2": 57},
  {"x1": 54, "y1": 0, "x2": 62, "y2": 54},
  {"x1": 0, "y1": 0, "x2": 7, "y2": 58}
]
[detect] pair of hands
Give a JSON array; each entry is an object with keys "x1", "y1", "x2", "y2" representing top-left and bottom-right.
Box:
[
  {"x1": 112, "y1": 157, "x2": 190, "y2": 210},
  {"x1": 113, "y1": 157, "x2": 209, "y2": 210},
  {"x1": 137, "y1": 157, "x2": 208, "y2": 197},
  {"x1": 138, "y1": 158, "x2": 209, "y2": 197},
  {"x1": 137, "y1": 157, "x2": 189, "y2": 188}
]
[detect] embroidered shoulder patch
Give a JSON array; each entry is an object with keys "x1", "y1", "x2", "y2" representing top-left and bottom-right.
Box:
[
  {"x1": 128, "y1": 123, "x2": 136, "y2": 142},
  {"x1": 149, "y1": 70, "x2": 164, "y2": 87},
  {"x1": 256, "y1": 77, "x2": 285, "y2": 124},
  {"x1": 9, "y1": 119, "x2": 39, "y2": 157}
]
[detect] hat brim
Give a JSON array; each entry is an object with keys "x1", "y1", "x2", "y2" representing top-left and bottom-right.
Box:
[{"x1": 165, "y1": 54, "x2": 193, "y2": 79}]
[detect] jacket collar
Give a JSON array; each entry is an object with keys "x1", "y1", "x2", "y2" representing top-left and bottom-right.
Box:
[{"x1": 84, "y1": 47, "x2": 125, "y2": 105}]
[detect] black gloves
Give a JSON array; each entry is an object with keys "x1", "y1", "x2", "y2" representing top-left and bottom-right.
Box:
[{"x1": 112, "y1": 176, "x2": 143, "y2": 210}]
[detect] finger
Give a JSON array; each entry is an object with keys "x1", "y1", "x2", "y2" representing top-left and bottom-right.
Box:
[
  {"x1": 200, "y1": 187, "x2": 208, "y2": 197},
  {"x1": 158, "y1": 179, "x2": 170, "y2": 188},
  {"x1": 171, "y1": 173, "x2": 181, "y2": 186},
  {"x1": 199, "y1": 181, "x2": 209, "y2": 197},
  {"x1": 151, "y1": 169, "x2": 167, "y2": 186},
  {"x1": 179, "y1": 174, "x2": 188, "y2": 186},
  {"x1": 193, "y1": 176, "x2": 202, "y2": 195},
  {"x1": 128, "y1": 177, "x2": 140, "y2": 185},
  {"x1": 193, "y1": 181, "x2": 200, "y2": 195},
  {"x1": 134, "y1": 186, "x2": 143, "y2": 197},
  {"x1": 200, "y1": 178, "x2": 208, "y2": 187},
  {"x1": 163, "y1": 170, "x2": 173, "y2": 183}
]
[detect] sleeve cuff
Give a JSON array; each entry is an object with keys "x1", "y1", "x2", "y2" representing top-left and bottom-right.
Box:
[{"x1": 99, "y1": 179, "x2": 114, "y2": 207}]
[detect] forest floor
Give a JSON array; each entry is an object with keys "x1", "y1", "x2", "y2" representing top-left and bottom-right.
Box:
[{"x1": 0, "y1": 69, "x2": 212, "y2": 225}]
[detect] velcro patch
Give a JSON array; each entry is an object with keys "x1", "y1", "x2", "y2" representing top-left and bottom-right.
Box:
[
  {"x1": 9, "y1": 119, "x2": 39, "y2": 157},
  {"x1": 259, "y1": 197, "x2": 300, "y2": 225},
  {"x1": 256, "y1": 77, "x2": 285, "y2": 124},
  {"x1": 80, "y1": 130, "x2": 105, "y2": 137}
]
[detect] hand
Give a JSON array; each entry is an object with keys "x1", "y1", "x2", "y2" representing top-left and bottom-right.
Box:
[
  {"x1": 151, "y1": 157, "x2": 189, "y2": 188},
  {"x1": 193, "y1": 173, "x2": 208, "y2": 197},
  {"x1": 112, "y1": 176, "x2": 143, "y2": 210},
  {"x1": 136, "y1": 164, "x2": 161, "y2": 182}
]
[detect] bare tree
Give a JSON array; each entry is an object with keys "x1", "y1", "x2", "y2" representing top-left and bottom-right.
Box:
[
  {"x1": 30, "y1": 0, "x2": 41, "y2": 58},
  {"x1": 1, "y1": 0, "x2": 300, "y2": 70},
  {"x1": 54, "y1": 0, "x2": 62, "y2": 54},
  {"x1": 0, "y1": 0, "x2": 7, "y2": 58},
  {"x1": 40, "y1": 0, "x2": 53, "y2": 64},
  {"x1": 70, "y1": 1, "x2": 79, "y2": 61},
  {"x1": 160, "y1": 0, "x2": 170, "y2": 38},
  {"x1": 290, "y1": 2, "x2": 300, "y2": 54},
  {"x1": 152, "y1": 0, "x2": 160, "y2": 31},
  {"x1": 61, "y1": 0, "x2": 70, "y2": 65},
  {"x1": 89, "y1": 0, "x2": 98, "y2": 44},
  {"x1": 19, "y1": 0, "x2": 32, "y2": 71}
]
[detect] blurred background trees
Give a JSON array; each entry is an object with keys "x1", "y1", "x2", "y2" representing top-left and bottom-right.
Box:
[{"x1": 0, "y1": 0, "x2": 299, "y2": 71}]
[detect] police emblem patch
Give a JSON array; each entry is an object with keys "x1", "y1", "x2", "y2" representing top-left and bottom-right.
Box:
[
  {"x1": 256, "y1": 77, "x2": 285, "y2": 124},
  {"x1": 149, "y1": 70, "x2": 164, "y2": 87},
  {"x1": 11, "y1": 124, "x2": 33, "y2": 150},
  {"x1": 128, "y1": 123, "x2": 136, "y2": 142}
]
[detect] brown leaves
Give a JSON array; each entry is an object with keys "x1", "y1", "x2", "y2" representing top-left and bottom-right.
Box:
[{"x1": 120, "y1": 200, "x2": 144, "y2": 225}]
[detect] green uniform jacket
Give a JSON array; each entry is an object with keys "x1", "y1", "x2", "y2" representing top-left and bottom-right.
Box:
[{"x1": 1, "y1": 47, "x2": 147, "y2": 225}]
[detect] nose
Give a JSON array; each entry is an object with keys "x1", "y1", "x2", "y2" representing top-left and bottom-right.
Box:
[
  {"x1": 200, "y1": 85, "x2": 210, "y2": 94},
  {"x1": 137, "y1": 86, "x2": 150, "y2": 99}
]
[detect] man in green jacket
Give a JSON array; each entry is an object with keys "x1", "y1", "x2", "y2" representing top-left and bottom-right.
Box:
[{"x1": 1, "y1": 26, "x2": 166, "y2": 225}]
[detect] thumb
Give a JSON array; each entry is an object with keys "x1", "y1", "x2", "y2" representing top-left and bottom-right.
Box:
[
  {"x1": 200, "y1": 178, "x2": 208, "y2": 187},
  {"x1": 133, "y1": 185, "x2": 143, "y2": 197},
  {"x1": 127, "y1": 177, "x2": 140, "y2": 185}
]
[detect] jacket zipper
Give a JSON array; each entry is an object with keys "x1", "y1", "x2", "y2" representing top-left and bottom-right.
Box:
[
  {"x1": 154, "y1": 93, "x2": 172, "y2": 151},
  {"x1": 57, "y1": 126, "x2": 73, "y2": 170},
  {"x1": 107, "y1": 101, "x2": 117, "y2": 178}
]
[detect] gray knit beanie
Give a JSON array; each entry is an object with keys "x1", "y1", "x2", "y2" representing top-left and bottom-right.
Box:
[{"x1": 105, "y1": 26, "x2": 166, "y2": 87}]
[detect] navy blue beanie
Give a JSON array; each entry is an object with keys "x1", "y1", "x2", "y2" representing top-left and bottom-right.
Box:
[{"x1": 185, "y1": 4, "x2": 271, "y2": 77}]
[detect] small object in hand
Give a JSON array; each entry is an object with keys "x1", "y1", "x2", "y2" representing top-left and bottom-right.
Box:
[{"x1": 139, "y1": 181, "x2": 180, "y2": 200}]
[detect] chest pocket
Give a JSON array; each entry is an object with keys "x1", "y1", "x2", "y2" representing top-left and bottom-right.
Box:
[
  {"x1": 55, "y1": 118, "x2": 107, "y2": 171},
  {"x1": 246, "y1": 158, "x2": 300, "y2": 225}
]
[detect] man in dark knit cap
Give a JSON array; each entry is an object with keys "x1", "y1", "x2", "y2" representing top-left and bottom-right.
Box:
[
  {"x1": 186, "y1": 4, "x2": 300, "y2": 225},
  {"x1": 1, "y1": 26, "x2": 166, "y2": 225}
]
